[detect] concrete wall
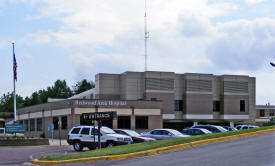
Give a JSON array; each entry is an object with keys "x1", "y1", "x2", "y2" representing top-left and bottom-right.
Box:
[
  {"x1": 94, "y1": 71, "x2": 255, "y2": 123},
  {"x1": 95, "y1": 73, "x2": 121, "y2": 99},
  {"x1": 121, "y1": 72, "x2": 145, "y2": 100}
]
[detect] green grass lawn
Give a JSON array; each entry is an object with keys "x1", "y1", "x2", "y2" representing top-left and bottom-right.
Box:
[{"x1": 41, "y1": 125, "x2": 274, "y2": 161}]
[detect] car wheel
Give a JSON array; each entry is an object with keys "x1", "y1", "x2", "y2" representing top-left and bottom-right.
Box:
[
  {"x1": 73, "y1": 141, "x2": 83, "y2": 152},
  {"x1": 106, "y1": 141, "x2": 115, "y2": 148}
]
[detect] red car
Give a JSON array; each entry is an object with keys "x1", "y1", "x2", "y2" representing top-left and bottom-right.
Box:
[{"x1": 114, "y1": 129, "x2": 155, "y2": 143}]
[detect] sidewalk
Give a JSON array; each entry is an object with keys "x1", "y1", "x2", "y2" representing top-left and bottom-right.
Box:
[{"x1": 48, "y1": 139, "x2": 69, "y2": 146}]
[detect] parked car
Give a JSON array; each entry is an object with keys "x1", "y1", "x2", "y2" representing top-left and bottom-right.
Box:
[
  {"x1": 181, "y1": 128, "x2": 212, "y2": 136},
  {"x1": 67, "y1": 125, "x2": 132, "y2": 151},
  {"x1": 236, "y1": 125, "x2": 259, "y2": 130},
  {"x1": 141, "y1": 129, "x2": 190, "y2": 140},
  {"x1": 222, "y1": 126, "x2": 237, "y2": 131},
  {"x1": 190, "y1": 125, "x2": 228, "y2": 133},
  {"x1": 114, "y1": 129, "x2": 155, "y2": 143}
]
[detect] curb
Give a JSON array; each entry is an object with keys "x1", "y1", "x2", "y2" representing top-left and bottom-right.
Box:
[{"x1": 33, "y1": 128, "x2": 275, "y2": 165}]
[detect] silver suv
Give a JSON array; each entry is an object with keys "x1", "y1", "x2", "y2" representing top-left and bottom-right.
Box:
[{"x1": 67, "y1": 126, "x2": 132, "y2": 151}]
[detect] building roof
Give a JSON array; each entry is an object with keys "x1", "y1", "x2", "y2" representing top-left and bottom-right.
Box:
[
  {"x1": 256, "y1": 105, "x2": 275, "y2": 109},
  {"x1": 68, "y1": 88, "x2": 95, "y2": 99}
]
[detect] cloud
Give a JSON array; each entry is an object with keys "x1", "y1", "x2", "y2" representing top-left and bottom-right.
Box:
[
  {"x1": 207, "y1": 18, "x2": 275, "y2": 71},
  {"x1": 70, "y1": 52, "x2": 143, "y2": 81},
  {"x1": 245, "y1": 0, "x2": 268, "y2": 5},
  {"x1": 177, "y1": 13, "x2": 214, "y2": 38},
  {"x1": 6, "y1": 0, "x2": 275, "y2": 103}
]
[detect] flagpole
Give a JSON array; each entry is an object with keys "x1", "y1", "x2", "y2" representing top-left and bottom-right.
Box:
[{"x1": 13, "y1": 43, "x2": 17, "y2": 123}]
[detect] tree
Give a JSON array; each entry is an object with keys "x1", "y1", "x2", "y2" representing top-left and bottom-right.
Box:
[
  {"x1": 73, "y1": 79, "x2": 95, "y2": 95},
  {"x1": 0, "y1": 79, "x2": 75, "y2": 113},
  {"x1": 0, "y1": 92, "x2": 24, "y2": 113},
  {"x1": 268, "y1": 117, "x2": 275, "y2": 126},
  {"x1": 47, "y1": 80, "x2": 73, "y2": 98},
  {"x1": 23, "y1": 80, "x2": 73, "y2": 107}
]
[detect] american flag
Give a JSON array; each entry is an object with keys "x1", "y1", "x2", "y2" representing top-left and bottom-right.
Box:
[{"x1": 13, "y1": 51, "x2": 17, "y2": 81}]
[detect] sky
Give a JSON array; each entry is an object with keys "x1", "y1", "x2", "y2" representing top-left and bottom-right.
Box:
[{"x1": 1, "y1": 0, "x2": 275, "y2": 105}]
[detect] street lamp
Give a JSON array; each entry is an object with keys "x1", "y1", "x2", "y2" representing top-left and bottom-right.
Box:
[{"x1": 270, "y1": 62, "x2": 275, "y2": 67}]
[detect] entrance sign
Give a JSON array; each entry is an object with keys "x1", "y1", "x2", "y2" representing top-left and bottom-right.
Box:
[
  {"x1": 81, "y1": 112, "x2": 117, "y2": 149},
  {"x1": 82, "y1": 112, "x2": 117, "y2": 121},
  {"x1": 5, "y1": 124, "x2": 26, "y2": 133}
]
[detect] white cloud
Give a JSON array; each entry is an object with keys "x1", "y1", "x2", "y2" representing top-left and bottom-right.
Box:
[
  {"x1": 207, "y1": 18, "x2": 275, "y2": 71},
  {"x1": 245, "y1": 0, "x2": 268, "y2": 5},
  {"x1": 15, "y1": 0, "x2": 275, "y2": 104},
  {"x1": 27, "y1": 0, "x2": 236, "y2": 47}
]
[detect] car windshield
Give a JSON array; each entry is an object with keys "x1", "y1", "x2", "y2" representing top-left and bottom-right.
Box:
[
  {"x1": 169, "y1": 129, "x2": 183, "y2": 136},
  {"x1": 201, "y1": 129, "x2": 211, "y2": 133},
  {"x1": 101, "y1": 127, "x2": 116, "y2": 134},
  {"x1": 216, "y1": 126, "x2": 228, "y2": 132},
  {"x1": 125, "y1": 130, "x2": 141, "y2": 137}
]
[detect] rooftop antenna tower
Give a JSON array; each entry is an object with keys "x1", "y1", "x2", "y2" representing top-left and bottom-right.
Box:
[{"x1": 144, "y1": 0, "x2": 149, "y2": 71}]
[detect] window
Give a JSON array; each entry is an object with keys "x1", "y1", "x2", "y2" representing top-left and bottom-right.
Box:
[
  {"x1": 0, "y1": 128, "x2": 4, "y2": 134},
  {"x1": 53, "y1": 117, "x2": 59, "y2": 130},
  {"x1": 194, "y1": 129, "x2": 201, "y2": 135},
  {"x1": 91, "y1": 128, "x2": 101, "y2": 136},
  {"x1": 260, "y1": 109, "x2": 265, "y2": 117},
  {"x1": 151, "y1": 130, "x2": 161, "y2": 135},
  {"x1": 30, "y1": 119, "x2": 35, "y2": 131},
  {"x1": 270, "y1": 110, "x2": 274, "y2": 116},
  {"x1": 240, "y1": 100, "x2": 245, "y2": 112},
  {"x1": 118, "y1": 116, "x2": 131, "y2": 129},
  {"x1": 71, "y1": 128, "x2": 81, "y2": 134},
  {"x1": 101, "y1": 120, "x2": 113, "y2": 128},
  {"x1": 213, "y1": 101, "x2": 220, "y2": 112},
  {"x1": 135, "y1": 116, "x2": 148, "y2": 129},
  {"x1": 80, "y1": 128, "x2": 90, "y2": 135},
  {"x1": 37, "y1": 118, "x2": 42, "y2": 131},
  {"x1": 61, "y1": 116, "x2": 67, "y2": 130},
  {"x1": 174, "y1": 100, "x2": 183, "y2": 111},
  {"x1": 24, "y1": 120, "x2": 29, "y2": 131},
  {"x1": 161, "y1": 130, "x2": 170, "y2": 135},
  {"x1": 151, "y1": 98, "x2": 157, "y2": 101}
]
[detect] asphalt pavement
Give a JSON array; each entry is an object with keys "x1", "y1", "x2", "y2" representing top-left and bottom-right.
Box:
[
  {"x1": 60, "y1": 132, "x2": 275, "y2": 166},
  {"x1": 0, "y1": 132, "x2": 274, "y2": 166},
  {"x1": 0, "y1": 145, "x2": 74, "y2": 166}
]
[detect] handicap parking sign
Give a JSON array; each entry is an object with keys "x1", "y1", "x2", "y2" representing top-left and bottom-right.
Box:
[{"x1": 51, "y1": 124, "x2": 54, "y2": 133}]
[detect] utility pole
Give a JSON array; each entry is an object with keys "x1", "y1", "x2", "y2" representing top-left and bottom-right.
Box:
[{"x1": 144, "y1": 0, "x2": 149, "y2": 71}]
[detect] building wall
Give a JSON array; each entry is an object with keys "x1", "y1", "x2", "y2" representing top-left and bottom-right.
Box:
[
  {"x1": 220, "y1": 75, "x2": 251, "y2": 120},
  {"x1": 121, "y1": 72, "x2": 145, "y2": 100},
  {"x1": 255, "y1": 105, "x2": 275, "y2": 125},
  {"x1": 185, "y1": 93, "x2": 213, "y2": 116},
  {"x1": 95, "y1": 73, "x2": 120, "y2": 99},
  {"x1": 17, "y1": 99, "x2": 162, "y2": 139},
  {"x1": 248, "y1": 77, "x2": 256, "y2": 122},
  {"x1": 94, "y1": 71, "x2": 256, "y2": 123}
]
